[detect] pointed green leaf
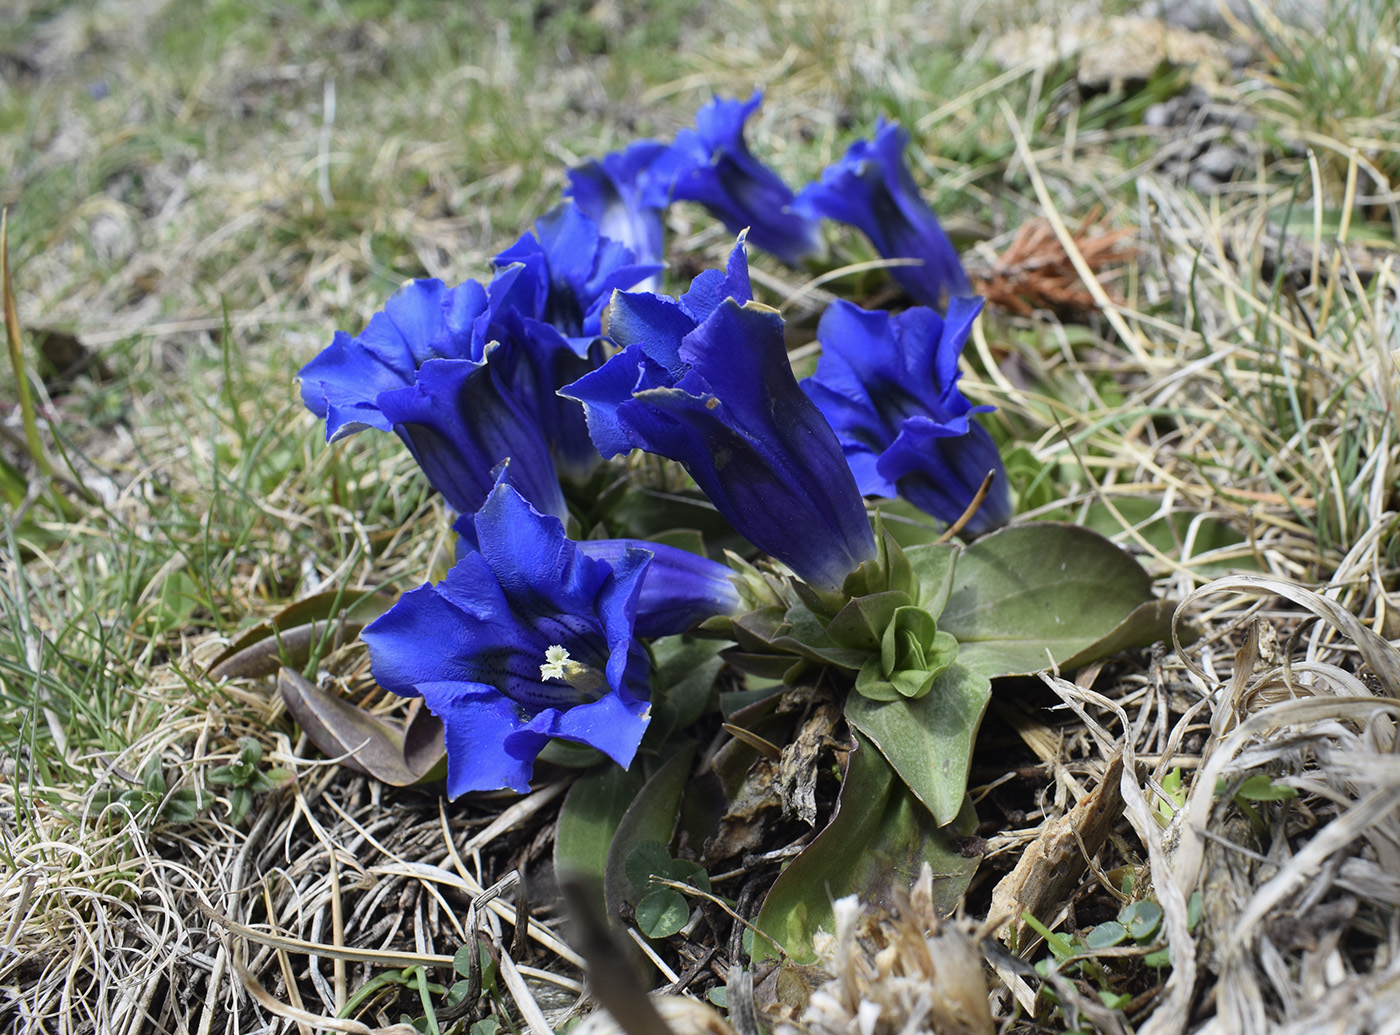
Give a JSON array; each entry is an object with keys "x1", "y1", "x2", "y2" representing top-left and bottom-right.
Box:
[
  {"x1": 626, "y1": 840, "x2": 674, "y2": 892},
  {"x1": 554, "y1": 764, "x2": 647, "y2": 899},
  {"x1": 603, "y1": 742, "x2": 696, "y2": 917},
  {"x1": 826, "y1": 591, "x2": 911, "y2": 650},
  {"x1": 754, "y1": 734, "x2": 979, "y2": 962},
  {"x1": 208, "y1": 591, "x2": 394, "y2": 680},
  {"x1": 650, "y1": 635, "x2": 726, "y2": 735},
  {"x1": 845, "y1": 663, "x2": 991, "y2": 825},
  {"x1": 905, "y1": 543, "x2": 958, "y2": 617}
]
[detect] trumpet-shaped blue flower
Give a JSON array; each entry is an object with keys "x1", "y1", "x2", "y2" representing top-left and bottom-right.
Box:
[
  {"x1": 566, "y1": 140, "x2": 671, "y2": 283},
  {"x1": 489, "y1": 203, "x2": 661, "y2": 475},
  {"x1": 795, "y1": 120, "x2": 970, "y2": 308},
  {"x1": 648, "y1": 92, "x2": 823, "y2": 267},
  {"x1": 363, "y1": 483, "x2": 658, "y2": 796},
  {"x1": 298, "y1": 275, "x2": 568, "y2": 518},
  {"x1": 561, "y1": 237, "x2": 876, "y2": 591},
  {"x1": 800, "y1": 297, "x2": 1011, "y2": 537},
  {"x1": 299, "y1": 204, "x2": 661, "y2": 515}
]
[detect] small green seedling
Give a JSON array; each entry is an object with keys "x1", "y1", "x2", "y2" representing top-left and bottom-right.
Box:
[
  {"x1": 1027, "y1": 890, "x2": 1204, "y2": 1026},
  {"x1": 206, "y1": 737, "x2": 291, "y2": 825},
  {"x1": 90, "y1": 756, "x2": 203, "y2": 825}
]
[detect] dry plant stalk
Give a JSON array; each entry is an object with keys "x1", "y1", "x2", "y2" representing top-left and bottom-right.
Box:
[
  {"x1": 773, "y1": 863, "x2": 994, "y2": 1035},
  {"x1": 975, "y1": 209, "x2": 1136, "y2": 317}
]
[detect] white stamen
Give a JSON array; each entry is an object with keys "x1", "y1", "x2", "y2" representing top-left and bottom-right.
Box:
[{"x1": 540, "y1": 645, "x2": 571, "y2": 681}]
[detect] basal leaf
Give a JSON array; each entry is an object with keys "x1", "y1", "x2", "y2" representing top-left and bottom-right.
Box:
[
  {"x1": 554, "y1": 765, "x2": 647, "y2": 895},
  {"x1": 845, "y1": 663, "x2": 992, "y2": 825},
  {"x1": 626, "y1": 839, "x2": 674, "y2": 893},
  {"x1": 939, "y1": 523, "x2": 1167, "y2": 678},
  {"x1": 603, "y1": 742, "x2": 697, "y2": 918},
  {"x1": 754, "y1": 734, "x2": 979, "y2": 962},
  {"x1": 208, "y1": 590, "x2": 394, "y2": 680},
  {"x1": 276, "y1": 667, "x2": 445, "y2": 786}
]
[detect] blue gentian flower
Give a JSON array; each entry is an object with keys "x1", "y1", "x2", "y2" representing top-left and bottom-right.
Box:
[
  {"x1": 561, "y1": 237, "x2": 876, "y2": 591},
  {"x1": 800, "y1": 297, "x2": 1011, "y2": 537},
  {"x1": 648, "y1": 92, "x2": 823, "y2": 267},
  {"x1": 376, "y1": 350, "x2": 568, "y2": 520},
  {"x1": 363, "y1": 483, "x2": 658, "y2": 796},
  {"x1": 493, "y1": 202, "x2": 660, "y2": 343},
  {"x1": 298, "y1": 275, "x2": 568, "y2": 519},
  {"x1": 452, "y1": 467, "x2": 742, "y2": 641},
  {"x1": 490, "y1": 203, "x2": 662, "y2": 475},
  {"x1": 298, "y1": 277, "x2": 468, "y2": 442},
  {"x1": 566, "y1": 140, "x2": 671, "y2": 283},
  {"x1": 795, "y1": 120, "x2": 971, "y2": 308}
]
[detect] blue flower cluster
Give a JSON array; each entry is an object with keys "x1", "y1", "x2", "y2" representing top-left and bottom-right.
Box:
[{"x1": 300, "y1": 92, "x2": 1010, "y2": 795}]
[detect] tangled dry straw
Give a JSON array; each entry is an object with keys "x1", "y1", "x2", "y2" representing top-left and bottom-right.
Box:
[{"x1": 3, "y1": 0, "x2": 1399, "y2": 1032}]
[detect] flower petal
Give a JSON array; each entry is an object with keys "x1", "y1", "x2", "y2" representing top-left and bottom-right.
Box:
[
  {"x1": 796, "y1": 121, "x2": 970, "y2": 307},
  {"x1": 416, "y1": 681, "x2": 537, "y2": 795},
  {"x1": 652, "y1": 93, "x2": 823, "y2": 267},
  {"x1": 377, "y1": 355, "x2": 566, "y2": 519}
]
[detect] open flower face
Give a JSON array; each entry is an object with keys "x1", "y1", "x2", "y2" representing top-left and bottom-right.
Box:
[
  {"x1": 362, "y1": 483, "x2": 656, "y2": 796},
  {"x1": 648, "y1": 92, "x2": 823, "y2": 267},
  {"x1": 801, "y1": 297, "x2": 1011, "y2": 536},
  {"x1": 562, "y1": 237, "x2": 877, "y2": 591},
  {"x1": 796, "y1": 120, "x2": 970, "y2": 309}
]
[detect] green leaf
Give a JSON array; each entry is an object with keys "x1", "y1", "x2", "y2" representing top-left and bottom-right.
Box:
[
  {"x1": 939, "y1": 524, "x2": 1170, "y2": 678},
  {"x1": 665, "y1": 857, "x2": 710, "y2": 893},
  {"x1": 1022, "y1": 913, "x2": 1077, "y2": 961},
  {"x1": 603, "y1": 742, "x2": 697, "y2": 917},
  {"x1": 845, "y1": 663, "x2": 992, "y2": 825},
  {"x1": 1143, "y1": 947, "x2": 1172, "y2": 968},
  {"x1": 650, "y1": 635, "x2": 727, "y2": 735},
  {"x1": 635, "y1": 888, "x2": 691, "y2": 939},
  {"x1": 207, "y1": 590, "x2": 394, "y2": 681},
  {"x1": 905, "y1": 543, "x2": 958, "y2": 617},
  {"x1": 277, "y1": 667, "x2": 446, "y2": 786},
  {"x1": 754, "y1": 733, "x2": 979, "y2": 962},
  {"x1": 1187, "y1": 890, "x2": 1203, "y2": 932},
  {"x1": 555, "y1": 764, "x2": 648, "y2": 893},
  {"x1": 854, "y1": 606, "x2": 958, "y2": 701},
  {"x1": 1119, "y1": 900, "x2": 1163, "y2": 941},
  {"x1": 1099, "y1": 990, "x2": 1132, "y2": 1010},
  {"x1": 1085, "y1": 921, "x2": 1127, "y2": 949},
  {"x1": 826, "y1": 592, "x2": 910, "y2": 651},
  {"x1": 161, "y1": 787, "x2": 203, "y2": 825},
  {"x1": 206, "y1": 766, "x2": 239, "y2": 786},
  {"x1": 226, "y1": 787, "x2": 252, "y2": 826},
  {"x1": 625, "y1": 840, "x2": 674, "y2": 893},
  {"x1": 1225, "y1": 773, "x2": 1299, "y2": 801}
]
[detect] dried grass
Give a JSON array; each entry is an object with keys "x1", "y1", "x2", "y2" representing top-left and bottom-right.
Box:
[{"x1": 3, "y1": 0, "x2": 1399, "y2": 1032}]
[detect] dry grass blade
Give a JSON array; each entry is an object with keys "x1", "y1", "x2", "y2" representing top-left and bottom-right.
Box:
[{"x1": 234, "y1": 952, "x2": 418, "y2": 1035}]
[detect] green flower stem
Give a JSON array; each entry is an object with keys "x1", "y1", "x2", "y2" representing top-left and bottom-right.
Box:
[{"x1": 1, "y1": 210, "x2": 51, "y2": 481}]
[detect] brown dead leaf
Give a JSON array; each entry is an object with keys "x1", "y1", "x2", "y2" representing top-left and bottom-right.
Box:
[{"x1": 975, "y1": 209, "x2": 1135, "y2": 317}]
